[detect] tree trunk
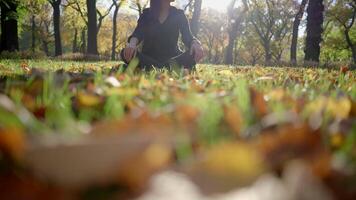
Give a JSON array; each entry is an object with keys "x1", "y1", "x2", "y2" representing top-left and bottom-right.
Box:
[
  {"x1": 190, "y1": 0, "x2": 202, "y2": 37},
  {"x1": 290, "y1": 0, "x2": 308, "y2": 65},
  {"x1": 72, "y1": 28, "x2": 78, "y2": 53},
  {"x1": 80, "y1": 28, "x2": 87, "y2": 54},
  {"x1": 42, "y1": 22, "x2": 50, "y2": 56},
  {"x1": 87, "y1": 0, "x2": 98, "y2": 55},
  {"x1": 224, "y1": 0, "x2": 248, "y2": 65},
  {"x1": 345, "y1": 29, "x2": 356, "y2": 65},
  {"x1": 304, "y1": 0, "x2": 324, "y2": 63},
  {"x1": 252, "y1": 56, "x2": 257, "y2": 66},
  {"x1": 31, "y1": 15, "x2": 36, "y2": 52},
  {"x1": 42, "y1": 40, "x2": 49, "y2": 56},
  {"x1": 264, "y1": 41, "x2": 272, "y2": 65},
  {"x1": 111, "y1": 4, "x2": 120, "y2": 60},
  {"x1": 207, "y1": 44, "x2": 212, "y2": 62},
  {"x1": 51, "y1": 0, "x2": 63, "y2": 56},
  {"x1": 0, "y1": 0, "x2": 19, "y2": 52},
  {"x1": 225, "y1": 35, "x2": 235, "y2": 65}
]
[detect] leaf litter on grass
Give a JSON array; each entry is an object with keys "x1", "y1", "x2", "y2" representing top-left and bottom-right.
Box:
[{"x1": 0, "y1": 64, "x2": 355, "y2": 199}]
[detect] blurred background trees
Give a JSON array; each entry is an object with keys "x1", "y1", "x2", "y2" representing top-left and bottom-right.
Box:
[{"x1": 0, "y1": 0, "x2": 354, "y2": 66}]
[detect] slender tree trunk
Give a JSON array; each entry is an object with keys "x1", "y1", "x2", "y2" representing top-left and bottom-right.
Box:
[
  {"x1": 264, "y1": 41, "x2": 272, "y2": 65},
  {"x1": 87, "y1": 0, "x2": 98, "y2": 55},
  {"x1": 42, "y1": 22, "x2": 50, "y2": 56},
  {"x1": 304, "y1": 0, "x2": 324, "y2": 63},
  {"x1": 97, "y1": 17, "x2": 104, "y2": 36},
  {"x1": 190, "y1": 0, "x2": 202, "y2": 37},
  {"x1": 111, "y1": 4, "x2": 120, "y2": 60},
  {"x1": 234, "y1": 39, "x2": 239, "y2": 64},
  {"x1": 80, "y1": 28, "x2": 87, "y2": 54},
  {"x1": 291, "y1": 0, "x2": 308, "y2": 65},
  {"x1": 224, "y1": 0, "x2": 248, "y2": 65},
  {"x1": 252, "y1": 56, "x2": 257, "y2": 66},
  {"x1": 345, "y1": 29, "x2": 356, "y2": 65},
  {"x1": 50, "y1": 0, "x2": 63, "y2": 56},
  {"x1": 31, "y1": 15, "x2": 36, "y2": 52},
  {"x1": 72, "y1": 28, "x2": 78, "y2": 53},
  {"x1": 208, "y1": 44, "x2": 212, "y2": 62},
  {"x1": 0, "y1": 0, "x2": 19, "y2": 52},
  {"x1": 225, "y1": 35, "x2": 236, "y2": 65},
  {"x1": 42, "y1": 40, "x2": 49, "y2": 56}
]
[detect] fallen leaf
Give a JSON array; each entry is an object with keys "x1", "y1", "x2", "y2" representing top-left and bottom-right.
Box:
[
  {"x1": 184, "y1": 142, "x2": 266, "y2": 194},
  {"x1": 250, "y1": 87, "x2": 268, "y2": 118},
  {"x1": 0, "y1": 127, "x2": 26, "y2": 160},
  {"x1": 223, "y1": 105, "x2": 243, "y2": 137}
]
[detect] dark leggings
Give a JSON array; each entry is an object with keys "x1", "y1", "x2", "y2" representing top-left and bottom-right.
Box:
[{"x1": 120, "y1": 49, "x2": 196, "y2": 70}]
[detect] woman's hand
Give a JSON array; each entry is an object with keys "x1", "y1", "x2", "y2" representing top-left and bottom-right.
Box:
[
  {"x1": 190, "y1": 40, "x2": 204, "y2": 62},
  {"x1": 123, "y1": 38, "x2": 138, "y2": 62}
]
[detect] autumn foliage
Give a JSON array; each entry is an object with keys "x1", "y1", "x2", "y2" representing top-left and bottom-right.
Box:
[{"x1": 0, "y1": 64, "x2": 355, "y2": 199}]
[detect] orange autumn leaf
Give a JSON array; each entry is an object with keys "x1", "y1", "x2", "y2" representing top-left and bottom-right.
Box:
[
  {"x1": 256, "y1": 123, "x2": 331, "y2": 175},
  {"x1": 340, "y1": 65, "x2": 349, "y2": 74},
  {"x1": 20, "y1": 62, "x2": 31, "y2": 74},
  {"x1": 250, "y1": 87, "x2": 268, "y2": 118},
  {"x1": 223, "y1": 105, "x2": 243, "y2": 136},
  {"x1": 91, "y1": 110, "x2": 175, "y2": 136},
  {"x1": 175, "y1": 105, "x2": 200, "y2": 125},
  {"x1": 0, "y1": 127, "x2": 26, "y2": 160}
]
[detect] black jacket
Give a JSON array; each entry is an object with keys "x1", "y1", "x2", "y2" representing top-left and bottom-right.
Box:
[{"x1": 128, "y1": 6, "x2": 196, "y2": 62}]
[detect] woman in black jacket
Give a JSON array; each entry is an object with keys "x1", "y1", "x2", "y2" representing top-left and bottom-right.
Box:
[{"x1": 121, "y1": 0, "x2": 204, "y2": 70}]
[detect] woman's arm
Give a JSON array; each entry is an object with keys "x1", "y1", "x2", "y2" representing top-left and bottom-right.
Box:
[
  {"x1": 179, "y1": 10, "x2": 204, "y2": 62},
  {"x1": 127, "y1": 9, "x2": 149, "y2": 44},
  {"x1": 123, "y1": 10, "x2": 148, "y2": 62},
  {"x1": 179, "y1": 10, "x2": 197, "y2": 49}
]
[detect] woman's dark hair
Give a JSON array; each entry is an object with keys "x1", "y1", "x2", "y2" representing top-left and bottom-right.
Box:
[{"x1": 150, "y1": 0, "x2": 162, "y2": 20}]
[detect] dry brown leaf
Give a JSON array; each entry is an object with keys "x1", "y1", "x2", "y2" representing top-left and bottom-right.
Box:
[
  {"x1": 21, "y1": 62, "x2": 31, "y2": 74},
  {"x1": 0, "y1": 127, "x2": 26, "y2": 160},
  {"x1": 250, "y1": 87, "x2": 268, "y2": 118},
  {"x1": 256, "y1": 123, "x2": 333, "y2": 179},
  {"x1": 350, "y1": 99, "x2": 356, "y2": 117},
  {"x1": 175, "y1": 105, "x2": 200, "y2": 128},
  {"x1": 91, "y1": 110, "x2": 176, "y2": 136},
  {"x1": 223, "y1": 105, "x2": 243, "y2": 137},
  {"x1": 24, "y1": 134, "x2": 156, "y2": 189},
  {"x1": 0, "y1": 172, "x2": 68, "y2": 200}
]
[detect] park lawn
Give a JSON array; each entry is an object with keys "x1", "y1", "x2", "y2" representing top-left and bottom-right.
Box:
[
  {"x1": 0, "y1": 60, "x2": 355, "y2": 198},
  {"x1": 0, "y1": 59, "x2": 120, "y2": 76}
]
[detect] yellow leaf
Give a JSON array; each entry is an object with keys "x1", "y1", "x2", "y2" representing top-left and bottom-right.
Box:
[
  {"x1": 77, "y1": 92, "x2": 102, "y2": 107},
  {"x1": 266, "y1": 89, "x2": 285, "y2": 101},
  {"x1": 306, "y1": 97, "x2": 352, "y2": 119},
  {"x1": 200, "y1": 143, "x2": 265, "y2": 178},
  {"x1": 106, "y1": 88, "x2": 139, "y2": 96},
  {"x1": 218, "y1": 70, "x2": 234, "y2": 77}
]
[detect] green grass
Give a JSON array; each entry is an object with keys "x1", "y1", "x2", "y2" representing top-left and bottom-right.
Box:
[
  {"x1": 1, "y1": 60, "x2": 354, "y2": 138},
  {"x1": 1, "y1": 59, "x2": 355, "y2": 198},
  {"x1": 0, "y1": 59, "x2": 120, "y2": 76}
]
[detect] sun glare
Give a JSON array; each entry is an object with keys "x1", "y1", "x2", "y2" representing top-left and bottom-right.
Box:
[
  {"x1": 177, "y1": 0, "x2": 234, "y2": 12},
  {"x1": 202, "y1": 0, "x2": 234, "y2": 12}
]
